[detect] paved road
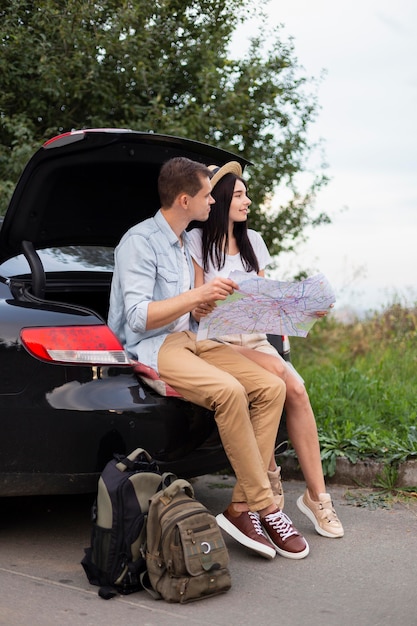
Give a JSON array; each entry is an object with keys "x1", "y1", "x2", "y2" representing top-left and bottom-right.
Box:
[{"x1": 0, "y1": 476, "x2": 416, "y2": 626}]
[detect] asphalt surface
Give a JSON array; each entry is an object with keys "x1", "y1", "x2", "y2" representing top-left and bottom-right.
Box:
[{"x1": 0, "y1": 475, "x2": 416, "y2": 626}]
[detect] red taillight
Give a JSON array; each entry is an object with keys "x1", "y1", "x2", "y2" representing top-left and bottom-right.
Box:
[
  {"x1": 282, "y1": 335, "x2": 290, "y2": 355},
  {"x1": 20, "y1": 325, "x2": 130, "y2": 365}
]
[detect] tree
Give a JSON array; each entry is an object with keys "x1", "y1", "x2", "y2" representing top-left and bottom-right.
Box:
[{"x1": 0, "y1": 0, "x2": 330, "y2": 256}]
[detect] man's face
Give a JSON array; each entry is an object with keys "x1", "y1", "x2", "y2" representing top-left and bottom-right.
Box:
[{"x1": 187, "y1": 175, "x2": 215, "y2": 222}]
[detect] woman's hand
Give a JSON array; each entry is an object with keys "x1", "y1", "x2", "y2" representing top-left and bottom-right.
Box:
[
  {"x1": 192, "y1": 301, "x2": 216, "y2": 322},
  {"x1": 315, "y1": 303, "x2": 334, "y2": 318}
]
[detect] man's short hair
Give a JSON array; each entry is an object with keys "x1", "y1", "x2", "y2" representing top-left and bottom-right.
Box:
[{"x1": 158, "y1": 157, "x2": 211, "y2": 207}]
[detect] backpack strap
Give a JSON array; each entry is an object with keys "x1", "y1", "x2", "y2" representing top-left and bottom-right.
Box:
[
  {"x1": 160, "y1": 478, "x2": 194, "y2": 502},
  {"x1": 160, "y1": 472, "x2": 177, "y2": 488},
  {"x1": 115, "y1": 448, "x2": 154, "y2": 471},
  {"x1": 139, "y1": 570, "x2": 162, "y2": 600}
]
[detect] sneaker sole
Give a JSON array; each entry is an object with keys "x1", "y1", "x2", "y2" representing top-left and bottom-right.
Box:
[
  {"x1": 296, "y1": 495, "x2": 344, "y2": 538},
  {"x1": 263, "y1": 529, "x2": 310, "y2": 560},
  {"x1": 216, "y1": 513, "x2": 276, "y2": 560}
]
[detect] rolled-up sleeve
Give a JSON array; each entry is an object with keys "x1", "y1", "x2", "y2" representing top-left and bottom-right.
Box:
[{"x1": 108, "y1": 211, "x2": 189, "y2": 370}]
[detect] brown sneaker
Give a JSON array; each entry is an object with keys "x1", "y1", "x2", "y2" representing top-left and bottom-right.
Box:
[
  {"x1": 297, "y1": 490, "x2": 344, "y2": 538},
  {"x1": 216, "y1": 506, "x2": 276, "y2": 560},
  {"x1": 268, "y1": 466, "x2": 284, "y2": 510},
  {"x1": 261, "y1": 509, "x2": 309, "y2": 559}
]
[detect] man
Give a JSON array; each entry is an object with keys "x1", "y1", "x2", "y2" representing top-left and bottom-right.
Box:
[{"x1": 108, "y1": 156, "x2": 309, "y2": 560}]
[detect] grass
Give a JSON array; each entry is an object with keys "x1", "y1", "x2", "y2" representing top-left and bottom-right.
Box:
[
  {"x1": 344, "y1": 486, "x2": 417, "y2": 510},
  {"x1": 288, "y1": 303, "x2": 417, "y2": 477}
]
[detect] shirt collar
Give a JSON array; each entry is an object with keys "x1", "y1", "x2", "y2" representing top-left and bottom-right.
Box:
[{"x1": 154, "y1": 209, "x2": 186, "y2": 247}]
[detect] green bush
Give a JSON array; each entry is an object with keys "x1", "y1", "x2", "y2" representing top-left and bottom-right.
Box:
[{"x1": 289, "y1": 304, "x2": 417, "y2": 475}]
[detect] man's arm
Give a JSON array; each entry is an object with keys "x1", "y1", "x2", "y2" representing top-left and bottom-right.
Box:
[
  {"x1": 115, "y1": 231, "x2": 238, "y2": 333},
  {"x1": 146, "y1": 277, "x2": 238, "y2": 330},
  {"x1": 189, "y1": 258, "x2": 217, "y2": 322}
]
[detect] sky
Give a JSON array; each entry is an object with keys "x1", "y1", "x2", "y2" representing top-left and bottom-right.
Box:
[{"x1": 233, "y1": 0, "x2": 417, "y2": 316}]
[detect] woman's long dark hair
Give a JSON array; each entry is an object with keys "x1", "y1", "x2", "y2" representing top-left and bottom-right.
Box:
[{"x1": 201, "y1": 173, "x2": 259, "y2": 273}]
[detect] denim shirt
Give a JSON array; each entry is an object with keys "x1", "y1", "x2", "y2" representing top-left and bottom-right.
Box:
[{"x1": 108, "y1": 210, "x2": 197, "y2": 372}]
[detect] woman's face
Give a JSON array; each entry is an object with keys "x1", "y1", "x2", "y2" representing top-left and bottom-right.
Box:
[{"x1": 228, "y1": 179, "x2": 251, "y2": 225}]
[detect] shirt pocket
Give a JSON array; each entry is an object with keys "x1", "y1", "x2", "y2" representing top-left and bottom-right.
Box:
[
  {"x1": 157, "y1": 264, "x2": 178, "y2": 284},
  {"x1": 155, "y1": 261, "x2": 179, "y2": 300}
]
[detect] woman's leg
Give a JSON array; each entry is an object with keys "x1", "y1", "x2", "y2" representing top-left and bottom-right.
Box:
[
  {"x1": 282, "y1": 374, "x2": 326, "y2": 500},
  {"x1": 232, "y1": 344, "x2": 344, "y2": 538}
]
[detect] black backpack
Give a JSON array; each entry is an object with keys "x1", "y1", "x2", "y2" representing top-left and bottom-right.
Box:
[{"x1": 81, "y1": 448, "x2": 164, "y2": 599}]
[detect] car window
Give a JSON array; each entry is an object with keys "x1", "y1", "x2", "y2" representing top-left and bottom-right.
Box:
[{"x1": 0, "y1": 246, "x2": 114, "y2": 277}]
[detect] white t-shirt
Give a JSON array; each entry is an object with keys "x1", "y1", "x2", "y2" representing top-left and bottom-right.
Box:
[
  {"x1": 187, "y1": 228, "x2": 272, "y2": 279},
  {"x1": 187, "y1": 227, "x2": 304, "y2": 381},
  {"x1": 187, "y1": 227, "x2": 277, "y2": 350}
]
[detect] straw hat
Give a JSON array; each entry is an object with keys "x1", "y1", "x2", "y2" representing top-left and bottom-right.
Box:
[{"x1": 208, "y1": 161, "x2": 243, "y2": 190}]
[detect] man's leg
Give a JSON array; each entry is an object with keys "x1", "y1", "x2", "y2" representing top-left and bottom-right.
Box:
[
  {"x1": 159, "y1": 332, "x2": 309, "y2": 560},
  {"x1": 158, "y1": 331, "x2": 284, "y2": 511},
  {"x1": 195, "y1": 337, "x2": 286, "y2": 505}
]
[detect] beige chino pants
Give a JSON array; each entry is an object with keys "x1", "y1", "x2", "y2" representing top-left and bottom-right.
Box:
[{"x1": 158, "y1": 331, "x2": 286, "y2": 512}]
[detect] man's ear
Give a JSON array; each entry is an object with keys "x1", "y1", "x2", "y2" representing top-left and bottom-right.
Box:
[{"x1": 177, "y1": 192, "x2": 189, "y2": 210}]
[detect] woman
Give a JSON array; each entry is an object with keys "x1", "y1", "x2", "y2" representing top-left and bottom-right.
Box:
[{"x1": 188, "y1": 162, "x2": 344, "y2": 539}]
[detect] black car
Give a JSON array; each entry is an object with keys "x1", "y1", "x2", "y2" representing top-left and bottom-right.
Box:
[{"x1": 0, "y1": 129, "x2": 288, "y2": 497}]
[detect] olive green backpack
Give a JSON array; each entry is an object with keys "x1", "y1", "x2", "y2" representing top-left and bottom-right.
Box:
[{"x1": 145, "y1": 478, "x2": 231, "y2": 603}]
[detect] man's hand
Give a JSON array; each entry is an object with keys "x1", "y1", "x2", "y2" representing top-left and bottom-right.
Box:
[
  {"x1": 147, "y1": 277, "x2": 238, "y2": 330},
  {"x1": 196, "y1": 277, "x2": 238, "y2": 304},
  {"x1": 192, "y1": 278, "x2": 237, "y2": 322}
]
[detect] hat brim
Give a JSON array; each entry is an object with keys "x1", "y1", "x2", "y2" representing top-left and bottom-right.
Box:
[{"x1": 208, "y1": 161, "x2": 243, "y2": 190}]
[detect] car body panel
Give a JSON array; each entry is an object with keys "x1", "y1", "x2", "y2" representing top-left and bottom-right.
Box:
[
  {"x1": 0, "y1": 129, "x2": 250, "y2": 261},
  {"x1": 0, "y1": 129, "x2": 286, "y2": 497}
]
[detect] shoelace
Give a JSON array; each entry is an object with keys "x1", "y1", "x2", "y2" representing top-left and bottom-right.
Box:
[
  {"x1": 248, "y1": 511, "x2": 267, "y2": 536},
  {"x1": 264, "y1": 511, "x2": 298, "y2": 541}
]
